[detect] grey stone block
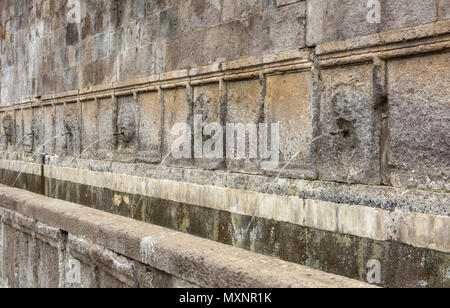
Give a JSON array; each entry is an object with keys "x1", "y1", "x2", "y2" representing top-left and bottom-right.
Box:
[
  {"x1": 387, "y1": 53, "x2": 450, "y2": 191},
  {"x1": 318, "y1": 64, "x2": 381, "y2": 185},
  {"x1": 439, "y1": 0, "x2": 450, "y2": 20},
  {"x1": 160, "y1": 6, "x2": 178, "y2": 39},
  {"x1": 191, "y1": 0, "x2": 221, "y2": 30},
  {"x1": 310, "y1": 0, "x2": 438, "y2": 44}
]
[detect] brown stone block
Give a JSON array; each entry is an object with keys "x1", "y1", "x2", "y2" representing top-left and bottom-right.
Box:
[{"x1": 265, "y1": 71, "x2": 315, "y2": 178}]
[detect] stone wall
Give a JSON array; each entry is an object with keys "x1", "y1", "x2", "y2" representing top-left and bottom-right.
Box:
[
  {"x1": 0, "y1": 0, "x2": 449, "y2": 288},
  {"x1": 0, "y1": 0, "x2": 307, "y2": 104},
  {"x1": 0, "y1": 185, "x2": 372, "y2": 288}
]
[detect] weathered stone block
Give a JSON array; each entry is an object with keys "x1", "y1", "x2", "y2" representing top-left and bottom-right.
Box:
[
  {"x1": 318, "y1": 64, "x2": 380, "y2": 185},
  {"x1": 22, "y1": 108, "x2": 33, "y2": 153},
  {"x1": 65, "y1": 22, "x2": 79, "y2": 46},
  {"x1": 124, "y1": 20, "x2": 140, "y2": 50},
  {"x1": 31, "y1": 107, "x2": 43, "y2": 153},
  {"x1": 117, "y1": 95, "x2": 138, "y2": 155},
  {"x1": 165, "y1": 26, "x2": 206, "y2": 72},
  {"x1": 310, "y1": 0, "x2": 438, "y2": 44},
  {"x1": 64, "y1": 102, "x2": 80, "y2": 157},
  {"x1": 160, "y1": 6, "x2": 178, "y2": 39},
  {"x1": 387, "y1": 52, "x2": 450, "y2": 191},
  {"x1": 93, "y1": 32, "x2": 109, "y2": 60},
  {"x1": 54, "y1": 104, "x2": 65, "y2": 156},
  {"x1": 138, "y1": 91, "x2": 162, "y2": 162},
  {"x1": 226, "y1": 78, "x2": 263, "y2": 173},
  {"x1": 0, "y1": 112, "x2": 6, "y2": 151},
  {"x1": 439, "y1": 0, "x2": 450, "y2": 20},
  {"x1": 1, "y1": 223, "x2": 15, "y2": 287},
  {"x1": 97, "y1": 97, "x2": 115, "y2": 158},
  {"x1": 66, "y1": 66, "x2": 80, "y2": 91},
  {"x1": 265, "y1": 71, "x2": 315, "y2": 178},
  {"x1": 42, "y1": 105, "x2": 54, "y2": 154},
  {"x1": 109, "y1": 27, "x2": 124, "y2": 56},
  {"x1": 35, "y1": 239, "x2": 60, "y2": 288},
  {"x1": 162, "y1": 87, "x2": 192, "y2": 166},
  {"x1": 306, "y1": 0, "x2": 324, "y2": 46},
  {"x1": 81, "y1": 99, "x2": 97, "y2": 158},
  {"x1": 236, "y1": 0, "x2": 262, "y2": 19},
  {"x1": 193, "y1": 83, "x2": 225, "y2": 170},
  {"x1": 304, "y1": 199, "x2": 338, "y2": 233},
  {"x1": 136, "y1": 43, "x2": 154, "y2": 76},
  {"x1": 140, "y1": 12, "x2": 159, "y2": 45},
  {"x1": 264, "y1": 2, "x2": 306, "y2": 54},
  {"x1": 399, "y1": 213, "x2": 450, "y2": 253},
  {"x1": 191, "y1": 0, "x2": 221, "y2": 30},
  {"x1": 14, "y1": 109, "x2": 23, "y2": 153},
  {"x1": 222, "y1": 0, "x2": 235, "y2": 21},
  {"x1": 118, "y1": 47, "x2": 138, "y2": 81}
]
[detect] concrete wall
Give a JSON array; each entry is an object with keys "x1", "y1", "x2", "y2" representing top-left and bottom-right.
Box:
[{"x1": 0, "y1": 0, "x2": 449, "y2": 288}]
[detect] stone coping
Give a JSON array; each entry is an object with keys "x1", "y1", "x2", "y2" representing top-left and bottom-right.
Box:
[{"x1": 0, "y1": 184, "x2": 374, "y2": 288}]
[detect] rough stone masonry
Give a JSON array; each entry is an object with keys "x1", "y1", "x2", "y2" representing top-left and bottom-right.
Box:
[{"x1": 0, "y1": 0, "x2": 449, "y2": 288}]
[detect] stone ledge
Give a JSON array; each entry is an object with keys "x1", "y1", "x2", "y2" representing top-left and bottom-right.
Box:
[
  {"x1": 316, "y1": 20, "x2": 450, "y2": 56},
  {"x1": 1, "y1": 156, "x2": 447, "y2": 216},
  {"x1": 0, "y1": 184, "x2": 374, "y2": 288}
]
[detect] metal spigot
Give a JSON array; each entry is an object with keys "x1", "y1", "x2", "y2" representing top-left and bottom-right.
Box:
[{"x1": 330, "y1": 129, "x2": 350, "y2": 136}]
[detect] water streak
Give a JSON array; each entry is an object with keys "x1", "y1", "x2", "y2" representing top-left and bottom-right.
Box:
[{"x1": 12, "y1": 134, "x2": 65, "y2": 188}]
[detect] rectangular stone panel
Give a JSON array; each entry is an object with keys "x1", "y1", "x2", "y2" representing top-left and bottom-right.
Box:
[
  {"x1": 265, "y1": 71, "x2": 315, "y2": 179},
  {"x1": 54, "y1": 104, "x2": 65, "y2": 156},
  {"x1": 42, "y1": 105, "x2": 54, "y2": 155},
  {"x1": 317, "y1": 0, "x2": 438, "y2": 43},
  {"x1": 65, "y1": 102, "x2": 80, "y2": 157},
  {"x1": 81, "y1": 100, "x2": 97, "y2": 158},
  {"x1": 14, "y1": 109, "x2": 23, "y2": 153},
  {"x1": 226, "y1": 78, "x2": 263, "y2": 173},
  {"x1": 137, "y1": 91, "x2": 161, "y2": 162},
  {"x1": 22, "y1": 108, "x2": 33, "y2": 153},
  {"x1": 2, "y1": 224, "x2": 34, "y2": 288},
  {"x1": 0, "y1": 112, "x2": 6, "y2": 151},
  {"x1": 318, "y1": 63, "x2": 380, "y2": 185},
  {"x1": 98, "y1": 97, "x2": 115, "y2": 158},
  {"x1": 387, "y1": 52, "x2": 450, "y2": 191},
  {"x1": 162, "y1": 86, "x2": 192, "y2": 166},
  {"x1": 193, "y1": 83, "x2": 224, "y2": 170},
  {"x1": 35, "y1": 239, "x2": 60, "y2": 288},
  {"x1": 439, "y1": 0, "x2": 450, "y2": 20},
  {"x1": 32, "y1": 107, "x2": 43, "y2": 154}
]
